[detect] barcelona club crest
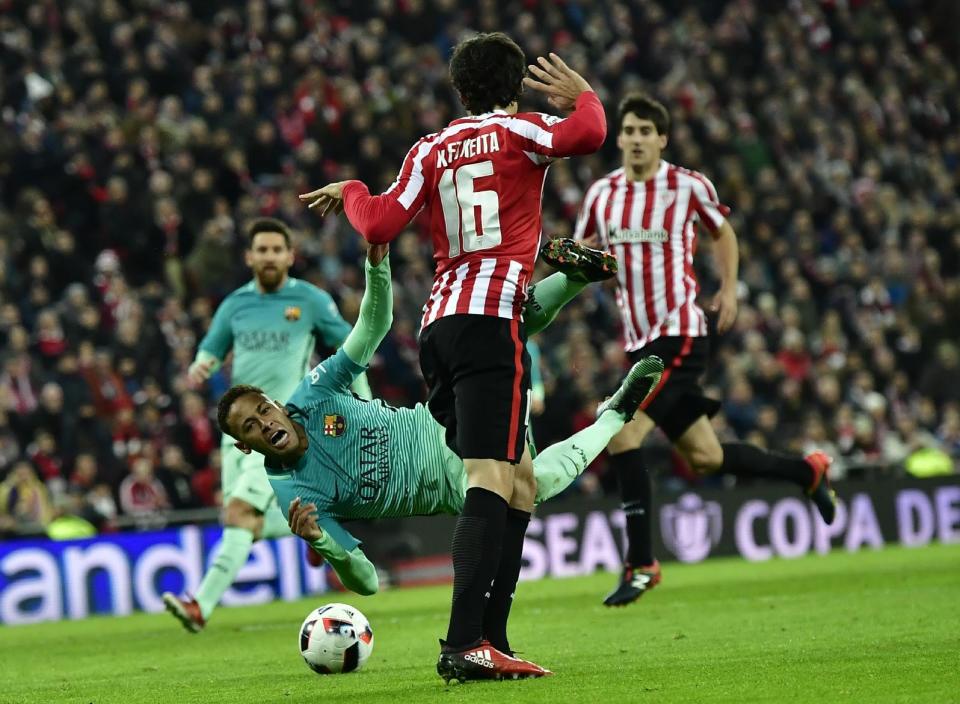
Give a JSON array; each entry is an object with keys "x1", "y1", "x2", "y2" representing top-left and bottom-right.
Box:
[
  {"x1": 323, "y1": 414, "x2": 346, "y2": 437},
  {"x1": 284, "y1": 306, "x2": 301, "y2": 322}
]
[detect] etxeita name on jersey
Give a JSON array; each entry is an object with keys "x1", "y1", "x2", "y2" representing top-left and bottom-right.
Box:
[
  {"x1": 607, "y1": 225, "x2": 669, "y2": 244},
  {"x1": 435, "y1": 132, "x2": 501, "y2": 168}
]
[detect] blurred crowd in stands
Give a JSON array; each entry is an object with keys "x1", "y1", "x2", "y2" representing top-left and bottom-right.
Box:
[{"x1": 1, "y1": 0, "x2": 958, "y2": 536}]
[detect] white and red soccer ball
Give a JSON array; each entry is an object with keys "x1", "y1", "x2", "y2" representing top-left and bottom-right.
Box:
[{"x1": 299, "y1": 603, "x2": 374, "y2": 674}]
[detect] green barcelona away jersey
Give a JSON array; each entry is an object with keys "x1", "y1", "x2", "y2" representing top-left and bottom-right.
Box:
[
  {"x1": 266, "y1": 348, "x2": 464, "y2": 552},
  {"x1": 199, "y1": 277, "x2": 352, "y2": 401}
]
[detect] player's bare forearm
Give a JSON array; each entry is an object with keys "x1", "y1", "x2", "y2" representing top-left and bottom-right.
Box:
[
  {"x1": 712, "y1": 222, "x2": 739, "y2": 290},
  {"x1": 366, "y1": 242, "x2": 389, "y2": 266},
  {"x1": 710, "y1": 222, "x2": 740, "y2": 332}
]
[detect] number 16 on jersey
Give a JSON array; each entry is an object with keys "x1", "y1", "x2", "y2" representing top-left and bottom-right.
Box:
[{"x1": 438, "y1": 160, "x2": 503, "y2": 256}]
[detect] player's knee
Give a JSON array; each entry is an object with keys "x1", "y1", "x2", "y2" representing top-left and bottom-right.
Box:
[
  {"x1": 609, "y1": 414, "x2": 650, "y2": 454},
  {"x1": 224, "y1": 499, "x2": 264, "y2": 537},
  {"x1": 608, "y1": 427, "x2": 642, "y2": 454},
  {"x1": 518, "y1": 468, "x2": 536, "y2": 495},
  {"x1": 463, "y1": 459, "x2": 514, "y2": 500},
  {"x1": 685, "y1": 445, "x2": 722, "y2": 475},
  {"x1": 511, "y1": 463, "x2": 537, "y2": 509}
]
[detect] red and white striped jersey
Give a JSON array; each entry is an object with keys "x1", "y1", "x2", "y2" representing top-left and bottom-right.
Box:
[
  {"x1": 340, "y1": 92, "x2": 606, "y2": 332},
  {"x1": 574, "y1": 161, "x2": 730, "y2": 352}
]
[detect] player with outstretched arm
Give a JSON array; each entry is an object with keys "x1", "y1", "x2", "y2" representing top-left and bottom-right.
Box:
[
  {"x1": 297, "y1": 33, "x2": 608, "y2": 681},
  {"x1": 216, "y1": 242, "x2": 662, "y2": 681},
  {"x1": 162, "y1": 218, "x2": 369, "y2": 632}
]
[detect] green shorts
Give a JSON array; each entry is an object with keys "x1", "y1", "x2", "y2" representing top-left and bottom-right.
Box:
[{"x1": 220, "y1": 441, "x2": 279, "y2": 514}]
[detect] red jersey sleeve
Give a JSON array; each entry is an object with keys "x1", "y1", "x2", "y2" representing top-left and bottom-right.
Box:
[
  {"x1": 573, "y1": 179, "x2": 604, "y2": 243},
  {"x1": 341, "y1": 136, "x2": 431, "y2": 244},
  {"x1": 508, "y1": 91, "x2": 607, "y2": 160},
  {"x1": 687, "y1": 172, "x2": 731, "y2": 237}
]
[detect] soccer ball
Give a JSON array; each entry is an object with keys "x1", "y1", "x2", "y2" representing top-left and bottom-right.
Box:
[{"x1": 298, "y1": 603, "x2": 374, "y2": 674}]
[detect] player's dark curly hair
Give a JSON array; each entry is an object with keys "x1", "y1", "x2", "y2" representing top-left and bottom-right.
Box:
[
  {"x1": 217, "y1": 384, "x2": 266, "y2": 435},
  {"x1": 247, "y1": 217, "x2": 292, "y2": 248},
  {"x1": 618, "y1": 93, "x2": 671, "y2": 136},
  {"x1": 449, "y1": 32, "x2": 526, "y2": 114}
]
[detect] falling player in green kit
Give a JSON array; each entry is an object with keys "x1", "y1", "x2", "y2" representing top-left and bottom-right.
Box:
[
  {"x1": 215, "y1": 240, "x2": 663, "y2": 675},
  {"x1": 163, "y1": 218, "x2": 370, "y2": 632}
]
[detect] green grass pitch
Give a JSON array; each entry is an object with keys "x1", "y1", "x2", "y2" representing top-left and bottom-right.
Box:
[{"x1": 3, "y1": 544, "x2": 958, "y2": 704}]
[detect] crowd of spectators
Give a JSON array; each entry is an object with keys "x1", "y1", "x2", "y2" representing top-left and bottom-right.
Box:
[{"x1": 1, "y1": 0, "x2": 958, "y2": 536}]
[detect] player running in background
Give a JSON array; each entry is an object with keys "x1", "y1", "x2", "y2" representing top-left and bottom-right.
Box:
[
  {"x1": 163, "y1": 218, "x2": 368, "y2": 632},
  {"x1": 298, "y1": 33, "x2": 607, "y2": 680},
  {"x1": 574, "y1": 94, "x2": 837, "y2": 607},
  {"x1": 215, "y1": 241, "x2": 661, "y2": 680}
]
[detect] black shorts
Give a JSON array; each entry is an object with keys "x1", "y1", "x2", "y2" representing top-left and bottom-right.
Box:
[
  {"x1": 629, "y1": 335, "x2": 721, "y2": 442},
  {"x1": 419, "y1": 315, "x2": 530, "y2": 463}
]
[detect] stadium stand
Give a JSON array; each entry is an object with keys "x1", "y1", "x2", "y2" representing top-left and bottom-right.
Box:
[{"x1": 1, "y1": 0, "x2": 958, "y2": 536}]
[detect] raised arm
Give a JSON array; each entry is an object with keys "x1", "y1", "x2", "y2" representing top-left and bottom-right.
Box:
[
  {"x1": 307, "y1": 285, "x2": 373, "y2": 399},
  {"x1": 299, "y1": 137, "x2": 428, "y2": 244},
  {"x1": 521, "y1": 53, "x2": 607, "y2": 157},
  {"x1": 340, "y1": 244, "x2": 393, "y2": 367}
]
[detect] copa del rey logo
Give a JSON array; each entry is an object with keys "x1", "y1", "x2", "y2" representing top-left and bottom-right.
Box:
[{"x1": 660, "y1": 493, "x2": 723, "y2": 563}]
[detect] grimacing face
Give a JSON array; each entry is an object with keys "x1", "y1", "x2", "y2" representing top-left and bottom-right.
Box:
[
  {"x1": 617, "y1": 113, "x2": 668, "y2": 174},
  {"x1": 227, "y1": 392, "x2": 303, "y2": 460},
  {"x1": 245, "y1": 231, "x2": 294, "y2": 291}
]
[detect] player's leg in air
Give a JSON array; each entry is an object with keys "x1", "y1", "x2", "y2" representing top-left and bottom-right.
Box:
[
  {"x1": 531, "y1": 356, "x2": 664, "y2": 504},
  {"x1": 603, "y1": 338, "x2": 838, "y2": 608},
  {"x1": 162, "y1": 448, "x2": 293, "y2": 632},
  {"x1": 674, "y1": 419, "x2": 837, "y2": 530},
  {"x1": 524, "y1": 238, "x2": 617, "y2": 335},
  {"x1": 161, "y1": 238, "x2": 611, "y2": 636}
]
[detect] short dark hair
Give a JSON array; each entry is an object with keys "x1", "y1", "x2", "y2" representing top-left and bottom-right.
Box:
[
  {"x1": 217, "y1": 384, "x2": 265, "y2": 436},
  {"x1": 617, "y1": 93, "x2": 671, "y2": 136},
  {"x1": 450, "y1": 32, "x2": 526, "y2": 115},
  {"x1": 247, "y1": 217, "x2": 291, "y2": 248}
]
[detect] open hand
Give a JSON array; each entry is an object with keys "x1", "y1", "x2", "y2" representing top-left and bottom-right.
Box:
[
  {"x1": 299, "y1": 182, "x2": 346, "y2": 217},
  {"x1": 287, "y1": 497, "x2": 324, "y2": 542},
  {"x1": 523, "y1": 53, "x2": 593, "y2": 112}
]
